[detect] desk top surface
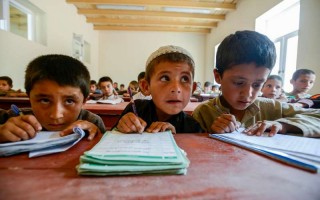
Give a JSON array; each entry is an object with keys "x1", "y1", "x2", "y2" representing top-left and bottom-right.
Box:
[{"x1": 0, "y1": 133, "x2": 319, "y2": 200}]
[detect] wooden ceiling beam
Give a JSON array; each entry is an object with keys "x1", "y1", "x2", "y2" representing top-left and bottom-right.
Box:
[
  {"x1": 94, "y1": 25, "x2": 211, "y2": 33},
  {"x1": 66, "y1": 0, "x2": 236, "y2": 11},
  {"x1": 87, "y1": 17, "x2": 217, "y2": 28},
  {"x1": 78, "y1": 8, "x2": 225, "y2": 21}
]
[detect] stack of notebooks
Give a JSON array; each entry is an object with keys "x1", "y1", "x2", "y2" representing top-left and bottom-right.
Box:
[
  {"x1": 77, "y1": 131, "x2": 190, "y2": 176},
  {"x1": 210, "y1": 128, "x2": 320, "y2": 173}
]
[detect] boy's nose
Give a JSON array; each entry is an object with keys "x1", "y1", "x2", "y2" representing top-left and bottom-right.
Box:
[
  {"x1": 170, "y1": 82, "x2": 181, "y2": 93},
  {"x1": 50, "y1": 103, "x2": 64, "y2": 119}
]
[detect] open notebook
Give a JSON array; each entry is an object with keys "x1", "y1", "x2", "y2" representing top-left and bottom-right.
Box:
[
  {"x1": 0, "y1": 127, "x2": 85, "y2": 157},
  {"x1": 77, "y1": 130, "x2": 190, "y2": 176},
  {"x1": 86, "y1": 98, "x2": 123, "y2": 104},
  {"x1": 210, "y1": 128, "x2": 320, "y2": 173}
]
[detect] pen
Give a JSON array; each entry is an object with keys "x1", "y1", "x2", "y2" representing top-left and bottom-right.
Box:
[
  {"x1": 214, "y1": 104, "x2": 241, "y2": 131},
  {"x1": 127, "y1": 87, "x2": 138, "y2": 116},
  {"x1": 11, "y1": 104, "x2": 23, "y2": 116}
]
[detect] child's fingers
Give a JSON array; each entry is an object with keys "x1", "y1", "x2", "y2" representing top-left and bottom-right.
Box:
[
  {"x1": 146, "y1": 122, "x2": 175, "y2": 134},
  {"x1": 211, "y1": 114, "x2": 238, "y2": 133},
  {"x1": 9, "y1": 115, "x2": 40, "y2": 140},
  {"x1": 60, "y1": 120, "x2": 100, "y2": 140},
  {"x1": 117, "y1": 113, "x2": 144, "y2": 133}
]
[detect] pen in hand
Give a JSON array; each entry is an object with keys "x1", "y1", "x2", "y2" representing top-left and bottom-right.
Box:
[
  {"x1": 11, "y1": 104, "x2": 23, "y2": 116},
  {"x1": 214, "y1": 104, "x2": 241, "y2": 132},
  {"x1": 127, "y1": 87, "x2": 138, "y2": 116}
]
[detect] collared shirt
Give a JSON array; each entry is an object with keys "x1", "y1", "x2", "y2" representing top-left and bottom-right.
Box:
[
  {"x1": 113, "y1": 99, "x2": 202, "y2": 133},
  {"x1": 192, "y1": 96, "x2": 320, "y2": 137}
]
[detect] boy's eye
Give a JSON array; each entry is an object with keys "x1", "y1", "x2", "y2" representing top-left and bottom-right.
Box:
[
  {"x1": 181, "y1": 76, "x2": 190, "y2": 83},
  {"x1": 160, "y1": 75, "x2": 169, "y2": 82},
  {"x1": 66, "y1": 98, "x2": 75, "y2": 104},
  {"x1": 252, "y1": 83, "x2": 262, "y2": 89},
  {"x1": 233, "y1": 81, "x2": 244, "y2": 86},
  {"x1": 39, "y1": 98, "x2": 50, "y2": 104}
]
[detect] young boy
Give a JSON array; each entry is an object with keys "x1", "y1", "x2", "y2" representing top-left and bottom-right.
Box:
[
  {"x1": 115, "y1": 45, "x2": 202, "y2": 134},
  {"x1": 98, "y1": 76, "x2": 123, "y2": 102},
  {"x1": 286, "y1": 69, "x2": 316, "y2": 99},
  {"x1": 0, "y1": 54, "x2": 106, "y2": 143},
  {"x1": 133, "y1": 71, "x2": 152, "y2": 100},
  {"x1": 192, "y1": 30, "x2": 320, "y2": 137},
  {"x1": 0, "y1": 76, "x2": 27, "y2": 97},
  {"x1": 261, "y1": 75, "x2": 287, "y2": 102}
]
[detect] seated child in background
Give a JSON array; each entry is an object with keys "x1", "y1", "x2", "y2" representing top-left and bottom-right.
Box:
[
  {"x1": 0, "y1": 54, "x2": 106, "y2": 143},
  {"x1": 261, "y1": 74, "x2": 313, "y2": 108},
  {"x1": 203, "y1": 81, "x2": 213, "y2": 94},
  {"x1": 0, "y1": 76, "x2": 27, "y2": 97},
  {"x1": 192, "y1": 30, "x2": 320, "y2": 137},
  {"x1": 261, "y1": 75, "x2": 288, "y2": 102},
  {"x1": 114, "y1": 45, "x2": 202, "y2": 134},
  {"x1": 98, "y1": 76, "x2": 124, "y2": 102},
  {"x1": 122, "y1": 80, "x2": 139, "y2": 97},
  {"x1": 88, "y1": 80, "x2": 103, "y2": 100},
  {"x1": 285, "y1": 69, "x2": 316, "y2": 108},
  {"x1": 133, "y1": 71, "x2": 152, "y2": 100}
]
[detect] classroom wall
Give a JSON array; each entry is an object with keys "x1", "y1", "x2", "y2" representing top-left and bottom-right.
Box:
[
  {"x1": 0, "y1": 0, "x2": 99, "y2": 91},
  {"x1": 297, "y1": 0, "x2": 320, "y2": 95},
  {"x1": 205, "y1": 0, "x2": 319, "y2": 94},
  {"x1": 205, "y1": 0, "x2": 282, "y2": 83},
  {"x1": 97, "y1": 31, "x2": 206, "y2": 86}
]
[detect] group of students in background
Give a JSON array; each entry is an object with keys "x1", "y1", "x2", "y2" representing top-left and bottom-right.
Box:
[
  {"x1": 0, "y1": 30, "x2": 319, "y2": 146},
  {"x1": 88, "y1": 71, "x2": 152, "y2": 102}
]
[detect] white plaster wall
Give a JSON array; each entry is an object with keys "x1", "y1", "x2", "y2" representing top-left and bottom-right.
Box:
[
  {"x1": 0, "y1": 0, "x2": 99, "y2": 91},
  {"x1": 98, "y1": 31, "x2": 206, "y2": 86}
]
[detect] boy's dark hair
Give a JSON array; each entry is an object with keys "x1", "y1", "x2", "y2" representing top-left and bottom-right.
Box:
[
  {"x1": 137, "y1": 71, "x2": 145, "y2": 81},
  {"x1": 291, "y1": 69, "x2": 315, "y2": 80},
  {"x1": 25, "y1": 54, "x2": 90, "y2": 98},
  {"x1": 216, "y1": 30, "x2": 276, "y2": 76},
  {"x1": 120, "y1": 84, "x2": 124, "y2": 87},
  {"x1": 0, "y1": 76, "x2": 13, "y2": 87},
  {"x1": 204, "y1": 81, "x2": 212, "y2": 87},
  {"x1": 265, "y1": 75, "x2": 283, "y2": 86},
  {"x1": 90, "y1": 80, "x2": 97, "y2": 85},
  {"x1": 98, "y1": 76, "x2": 113, "y2": 86},
  {"x1": 129, "y1": 80, "x2": 139, "y2": 90}
]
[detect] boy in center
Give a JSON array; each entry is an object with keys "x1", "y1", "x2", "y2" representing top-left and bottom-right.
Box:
[{"x1": 114, "y1": 45, "x2": 202, "y2": 134}]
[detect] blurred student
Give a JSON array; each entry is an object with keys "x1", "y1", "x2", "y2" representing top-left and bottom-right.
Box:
[
  {"x1": 122, "y1": 80, "x2": 139, "y2": 97},
  {"x1": 0, "y1": 54, "x2": 106, "y2": 143},
  {"x1": 113, "y1": 82, "x2": 120, "y2": 92},
  {"x1": 98, "y1": 76, "x2": 123, "y2": 102},
  {"x1": 261, "y1": 75, "x2": 287, "y2": 102},
  {"x1": 133, "y1": 71, "x2": 152, "y2": 100},
  {"x1": 192, "y1": 30, "x2": 320, "y2": 137},
  {"x1": 203, "y1": 81, "x2": 213, "y2": 94},
  {"x1": 286, "y1": 69, "x2": 316, "y2": 99},
  {"x1": 114, "y1": 45, "x2": 202, "y2": 134},
  {"x1": 0, "y1": 76, "x2": 27, "y2": 97}
]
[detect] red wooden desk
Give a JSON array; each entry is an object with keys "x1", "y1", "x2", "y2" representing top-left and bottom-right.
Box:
[
  {"x1": 83, "y1": 102, "x2": 202, "y2": 130},
  {"x1": 0, "y1": 97, "x2": 31, "y2": 110},
  {"x1": 0, "y1": 133, "x2": 319, "y2": 199}
]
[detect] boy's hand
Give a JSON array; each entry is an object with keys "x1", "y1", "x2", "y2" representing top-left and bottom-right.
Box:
[
  {"x1": 210, "y1": 114, "x2": 240, "y2": 133},
  {"x1": 243, "y1": 120, "x2": 283, "y2": 137},
  {"x1": 60, "y1": 120, "x2": 101, "y2": 140},
  {"x1": 116, "y1": 112, "x2": 147, "y2": 133},
  {"x1": 146, "y1": 122, "x2": 176, "y2": 134},
  {"x1": 0, "y1": 115, "x2": 42, "y2": 143}
]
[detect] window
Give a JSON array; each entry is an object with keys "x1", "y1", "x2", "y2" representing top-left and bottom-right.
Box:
[
  {"x1": 256, "y1": 0, "x2": 300, "y2": 92},
  {"x1": 0, "y1": 0, "x2": 46, "y2": 45}
]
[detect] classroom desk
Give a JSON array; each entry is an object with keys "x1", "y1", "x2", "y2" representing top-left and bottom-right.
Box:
[
  {"x1": 0, "y1": 97, "x2": 31, "y2": 109},
  {"x1": 0, "y1": 133, "x2": 319, "y2": 199},
  {"x1": 83, "y1": 102, "x2": 202, "y2": 130}
]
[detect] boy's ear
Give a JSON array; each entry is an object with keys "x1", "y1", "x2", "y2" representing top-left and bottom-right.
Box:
[
  {"x1": 213, "y1": 69, "x2": 222, "y2": 84},
  {"x1": 290, "y1": 79, "x2": 294, "y2": 85},
  {"x1": 141, "y1": 79, "x2": 151, "y2": 96}
]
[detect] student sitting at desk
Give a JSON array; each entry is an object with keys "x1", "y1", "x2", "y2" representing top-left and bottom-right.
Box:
[
  {"x1": 286, "y1": 69, "x2": 316, "y2": 108},
  {"x1": 98, "y1": 76, "x2": 124, "y2": 102},
  {"x1": 192, "y1": 30, "x2": 320, "y2": 137},
  {"x1": 114, "y1": 45, "x2": 202, "y2": 134},
  {"x1": 0, "y1": 76, "x2": 27, "y2": 97},
  {"x1": 133, "y1": 71, "x2": 152, "y2": 100},
  {"x1": 0, "y1": 54, "x2": 106, "y2": 143}
]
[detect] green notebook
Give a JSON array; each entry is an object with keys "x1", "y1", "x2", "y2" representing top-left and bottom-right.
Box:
[{"x1": 77, "y1": 131, "x2": 190, "y2": 176}]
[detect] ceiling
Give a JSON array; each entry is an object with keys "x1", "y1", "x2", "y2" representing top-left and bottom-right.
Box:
[{"x1": 66, "y1": 0, "x2": 238, "y2": 34}]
